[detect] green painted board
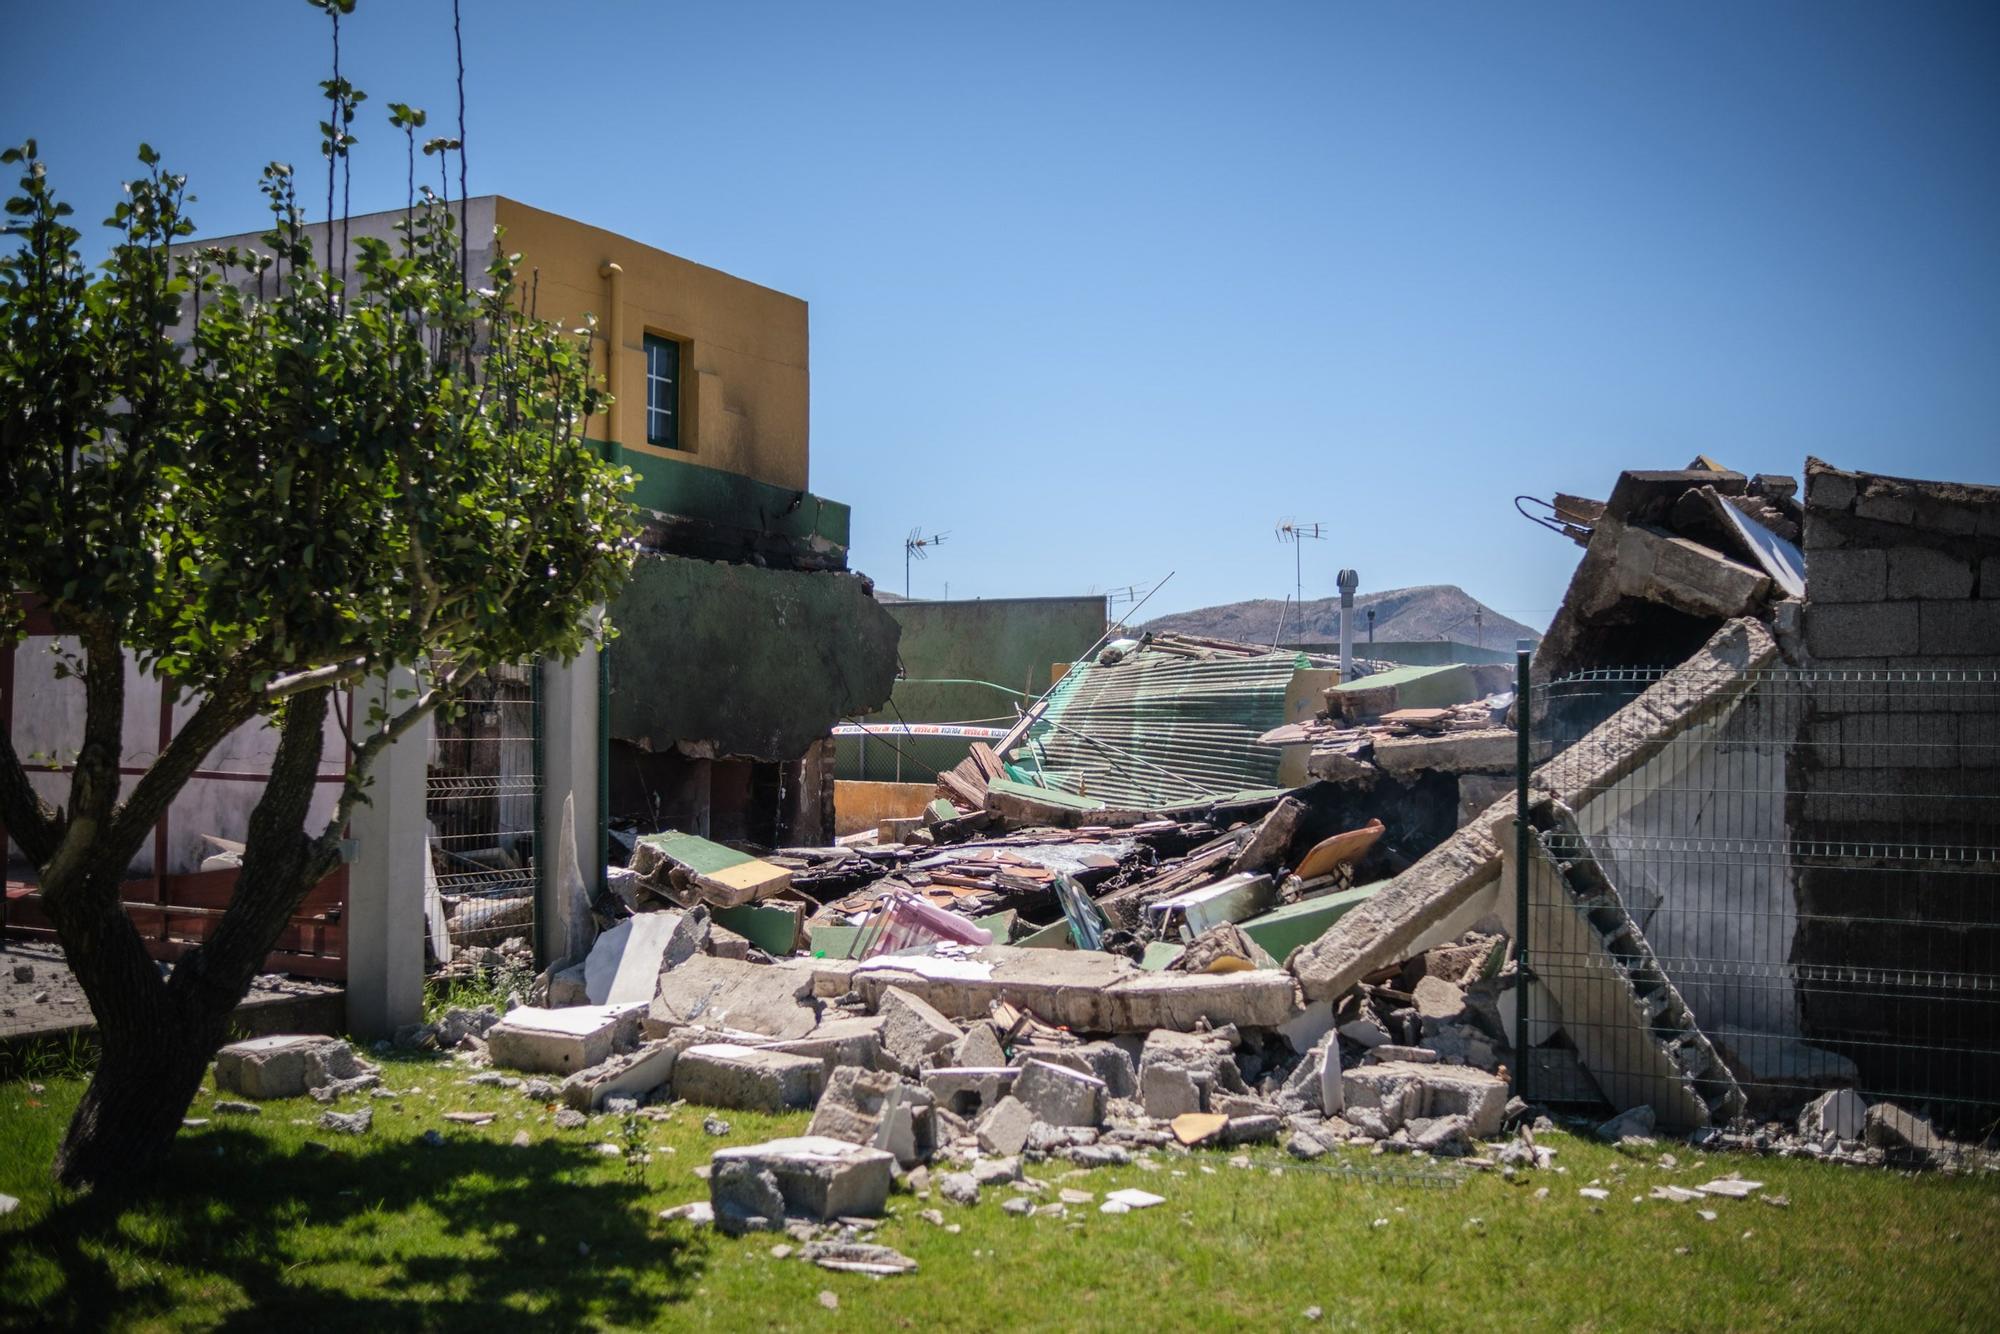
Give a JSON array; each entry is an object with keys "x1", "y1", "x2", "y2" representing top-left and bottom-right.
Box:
[
  {"x1": 808, "y1": 923, "x2": 862, "y2": 960},
  {"x1": 1139, "y1": 941, "x2": 1186, "y2": 972},
  {"x1": 1015, "y1": 918, "x2": 1077, "y2": 950},
  {"x1": 972, "y1": 910, "x2": 1018, "y2": 943},
  {"x1": 1238, "y1": 882, "x2": 1383, "y2": 961},
  {"x1": 1329, "y1": 663, "x2": 1480, "y2": 710},
  {"x1": 634, "y1": 830, "x2": 753, "y2": 876},
  {"x1": 713, "y1": 902, "x2": 805, "y2": 955}
]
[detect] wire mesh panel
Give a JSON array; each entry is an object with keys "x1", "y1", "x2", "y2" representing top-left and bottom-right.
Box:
[
  {"x1": 1521, "y1": 666, "x2": 2000, "y2": 1161},
  {"x1": 426, "y1": 661, "x2": 540, "y2": 964}
]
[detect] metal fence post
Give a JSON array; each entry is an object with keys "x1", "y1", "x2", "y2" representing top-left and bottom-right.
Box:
[{"x1": 1514, "y1": 644, "x2": 1533, "y2": 1105}]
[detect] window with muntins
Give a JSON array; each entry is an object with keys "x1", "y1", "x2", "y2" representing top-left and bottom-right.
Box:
[{"x1": 645, "y1": 334, "x2": 681, "y2": 449}]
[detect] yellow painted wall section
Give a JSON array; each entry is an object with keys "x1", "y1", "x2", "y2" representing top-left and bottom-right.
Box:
[
  {"x1": 493, "y1": 197, "x2": 810, "y2": 491},
  {"x1": 833, "y1": 780, "x2": 937, "y2": 836}
]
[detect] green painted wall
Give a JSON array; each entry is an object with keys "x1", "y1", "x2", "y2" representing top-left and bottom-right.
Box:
[
  {"x1": 868, "y1": 596, "x2": 1108, "y2": 725},
  {"x1": 608, "y1": 554, "x2": 899, "y2": 760},
  {"x1": 589, "y1": 438, "x2": 851, "y2": 554}
]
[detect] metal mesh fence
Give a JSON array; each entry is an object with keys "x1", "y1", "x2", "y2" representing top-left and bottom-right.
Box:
[
  {"x1": 426, "y1": 661, "x2": 540, "y2": 964},
  {"x1": 1520, "y1": 665, "x2": 2000, "y2": 1162},
  {"x1": 833, "y1": 733, "x2": 976, "y2": 785}
]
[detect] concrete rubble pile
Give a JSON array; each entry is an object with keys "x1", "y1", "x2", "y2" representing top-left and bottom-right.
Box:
[{"x1": 409, "y1": 455, "x2": 1988, "y2": 1222}]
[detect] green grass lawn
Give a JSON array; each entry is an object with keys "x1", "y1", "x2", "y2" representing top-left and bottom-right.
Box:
[{"x1": 3, "y1": 1056, "x2": 1997, "y2": 1332}]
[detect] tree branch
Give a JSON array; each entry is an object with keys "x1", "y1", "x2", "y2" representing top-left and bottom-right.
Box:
[
  {"x1": 103, "y1": 676, "x2": 262, "y2": 863},
  {"x1": 260, "y1": 655, "x2": 370, "y2": 701},
  {"x1": 0, "y1": 720, "x2": 61, "y2": 868}
]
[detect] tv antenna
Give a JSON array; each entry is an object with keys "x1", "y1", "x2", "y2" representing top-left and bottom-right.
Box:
[
  {"x1": 904, "y1": 527, "x2": 948, "y2": 598},
  {"x1": 1103, "y1": 582, "x2": 1151, "y2": 611},
  {"x1": 1274, "y1": 520, "x2": 1326, "y2": 609}
]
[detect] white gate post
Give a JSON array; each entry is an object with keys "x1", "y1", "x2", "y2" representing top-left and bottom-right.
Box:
[
  {"x1": 539, "y1": 622, "x2": 602, "y2": 967},
  {"x1": 345, "y1": 667, "x2": 432, "y2": 1038}
]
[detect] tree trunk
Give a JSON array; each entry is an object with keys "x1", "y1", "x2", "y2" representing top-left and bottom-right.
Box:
[
  {"x1": 47, "y1": 688, "x2": 339, "y2": 1190},
  {"x1": 52, "y1": 1005, "x2": 229, "y2": 1188}
]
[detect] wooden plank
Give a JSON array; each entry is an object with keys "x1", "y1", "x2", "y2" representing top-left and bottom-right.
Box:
[{"x1": 969, "y1": 743, "x2": 1005, "y2": 781}]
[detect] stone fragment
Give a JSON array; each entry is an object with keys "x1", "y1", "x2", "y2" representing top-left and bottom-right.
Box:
[
  {"x1": 586, "y1": 908, "x2": 710, "y2": 1005},
  {"x1": 1411, "y1": 975, "x2": 1467, "y2": 1023},
  {"x1": 659, "y1": 1200, "x2": 714, "y2": 1224},
  {"x1": 1011, "y1": 1059, "x2": 1106, "y2": 1128},
  {"x1": 1104, "y1": 1188, "x2": 1164, "y2": 1210},
  {"x1": 806, "y1": 1066, "x2": 931, "y2": 1167},
  {"x1": 939, "y1": 1172, "x2": 980, "y2": 1205},
  {"x1": 769, "y1": 1015, "x2": 887, "y2": 1077},
  {"x1": 951, "y1": 1021, "x2": 1007, "y2": 1069},
  {"x1": 878, "y1": 986, "x2": 961, "y2": 1073},
  {"x1": 1863, "y1": 1101, "x2": 1939, "y2": 1153},
  {"x1": 319, "y1": 1107, "x2": 372, "y2": 1136},
  {"x1": 1139, "y1": 1059, "x2": 1205, "y2": 1119},
  {"x1": 1072, "y1": 1040, "x2": 1139, "y2": 1101},
  {"x1": 1798, "y1": 1088, "x2": 1866, "y2": 1141},
  {"x1": 554, "y1": 1107, "x2": 587, "y2": 1129},
  {"x1": 1002, "y1": 1196, "x2": 1033, "y2": 1216},
  {"x1": 675, "y1": 1043, "x2": 825, "y2": 1113},
  {"x1": 1596, "y1": 1105, "x2": 1656, "y2": 1143},
  {"x1": 970, "y1": 1155, "x2": 1021, "y2": 1185},
  {"x1": 214, "y1": 1035, "x2": 376, "y2": 1100},
  {"x1": 710, "y1": 1136, "x2": 896, "y2": 1222},
  {"x1": 213, "y1": 1100, "x2": 262, "y2": 1116},
  {"x1": 1409, "y1": 1113, "x2": 1471, "y2": 1156},
  {"x1": 1219, "y1": 1114, "x2": 1281, "y2": 1146},
  {"x1": 976, "y1": 1095, "x2": 1036, "y2": 1157},
  {"x1": 800, "y1": 1241, "x2": 916, "y2": 1276}
]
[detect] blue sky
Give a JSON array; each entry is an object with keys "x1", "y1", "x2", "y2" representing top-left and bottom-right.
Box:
[{"x1": 6, "y1": 2, "x2": 1996, "y2": 629}]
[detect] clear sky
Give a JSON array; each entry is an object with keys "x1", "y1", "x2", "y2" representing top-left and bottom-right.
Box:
[{"x1": 6, "y1": 2, "x2": 1996, "y2": 629}]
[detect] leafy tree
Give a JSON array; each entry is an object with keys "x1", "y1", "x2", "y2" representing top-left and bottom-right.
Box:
[{"x1": 0, "y1": 0, "x2": 637, "y2": 1188}]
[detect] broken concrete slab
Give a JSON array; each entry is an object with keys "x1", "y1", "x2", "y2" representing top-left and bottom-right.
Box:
[
  {"x1": 560, "y1": 1041, "x2": 678, "y2": 1112},
  {"x1": 1373, "y1": 729, "x2": 1518, "y2": 780},
  {"x1": 850, "y1": 945, "x2": 1301, "y2": 1032},
  {"x1": 768, "y1": 1015, "x2": 887, "y2": 1077},
  {"x1": 214, "y1": 1035, "x2": 375, "y2": 1100},
  {"x1": 1292, "y1": 618, "x2": 1779, "y2": 1002},
  {"x1": 1140, "y1": 1058, "x2": 1206, "y2": 1119},
  {"x1": 646, "y1": 955, "x2": 821, "y2": 1041},
  {"x1": 1798, "y1": 1088, "x2": 1867, "y2": 1141},
  {"x1": 585, "y1": 909, "x2": 708, "y2": 1005},
  {"x1": 877, "y1": 986, "x2": 961, "y2": 1073},
  {"x1": 486, "y1": 1005, "x2": 639, "y2": 1076},
  {"x1": 950, "y1": 1020, "x2": 1007, "y2": 1069},
  {"x1": 1012, "y1": 1059, "x2": 1106, "y2": 1128},
  {"x1": 675, "y1": 1043, "x2": 826, "y2": 1112},
  {"x1": 711, "y1": 1158, "x2": 788, "y2": 1235}
]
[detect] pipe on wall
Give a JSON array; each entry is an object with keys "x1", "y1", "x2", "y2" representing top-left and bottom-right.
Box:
[{"x1": 598, "y1": 260, "x2": 624, "y2": 447}]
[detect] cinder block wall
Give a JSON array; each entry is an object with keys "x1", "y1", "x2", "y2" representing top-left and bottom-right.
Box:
[{"x1": 1794, "y1": 458, "x2": 2000, "y2": 1119}]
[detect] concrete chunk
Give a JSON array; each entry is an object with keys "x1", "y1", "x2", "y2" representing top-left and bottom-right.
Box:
[
  {"x1": 585, "y1": 909, "x2": 709, "y2": 1005},
  {"x1": 976, "y1": 1095, "x2": 1036, "y2": 1156},
  {"x1": 1013, "y1": 1059, "x2": 1106, "y2": 1127},
  {"x1": 214, "y1": 1035, "x2": 375, "y2": 1100},
  {"x1": 675, "y1": 1043, "x2": 826, "y2": 1112},
  {"x1": 951, "y1": 1021, "x2": 1007, "y2": 1069},
  {"x1": 806, "y1": 1066, "x2": 931, "y2": 1167},
  {"x1": 769, "y1": 1014, "x2": 887, "y2": 1077},
  {"x1": 560, "y1": 1041, "x2": 677, "y2": 1111},
  {"x1": 486, "y1": 1005, "x2": 635, "y2": 1075},
  {"x1": 878, "y1": 986, "x2": 961, "y2": 1073},
  {"x1": 1340, "y1": 1061, "x2": 1506, "y2": 1137},
  {"x1": 711, "y1": 1136, "x2": 895, "y2": 1221},
  {"x1": 925, "y1": 1066, "x2": 1020, "y2": 1120}
]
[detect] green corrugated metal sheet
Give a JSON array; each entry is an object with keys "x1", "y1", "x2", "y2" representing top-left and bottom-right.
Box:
[{"x1": 1007, "y1": 647, "x2": 1304, "y2": 807}]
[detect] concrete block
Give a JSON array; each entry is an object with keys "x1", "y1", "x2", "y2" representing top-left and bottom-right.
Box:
[
  {"x1": 1918, "y1": 599, "x2": 2000, "y2": 656},
  {"x1": 647, "y1": 955, "x2": 821, "y2": 1041},
  {"x1": 1278, "y1": 998, "x2": 1335, "y2": 1057},
  {"x1": 1012, "y1": 1059, "x2": 1105, "y2": 1127},
  {"x1": 560, "y1": 1041, "x2": 677, "y2": 1111},
  {"x1": 1073, "y1": 1040, "x2": 1138, "y2": 1100},
  {"x1": 1886, "y1": 547, "x2": 1975, "y2": 601},
  {"x1": 710, "y1": 1135, "x2": 895, "y2": 1222},
  {"x1": 214, "y1": 1035, "x2": 373, "y2": 1100},
  {"x1": 674, "y1": 1043, "x2": 826, "y2": 1112},
  {"x1": 924, "y1": 1066, "x2": 1019, "y2": 1119},
  {"x1": 878, "y1": 985, "x2": 961, "y2": 1072},
  {"x1": 1804, "y1": 601, "x2": 1920, "y2": 661},
  {"x1": 1340, "y1": 1061, "x2": 1506, "y2": 1138},
  {"x1": 486, "y1": 1005, "x2": 634, "y2": 1075},
  {"x1": 976, "y1": 1095, "x2": 1036, "y2": 1156},
  {"x1": 1804, "y1": 547, "x2": 1886, "y2": 604}
]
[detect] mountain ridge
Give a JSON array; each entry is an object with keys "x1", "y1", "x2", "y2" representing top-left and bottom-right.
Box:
[{"x1": 1139, "y1": 584, "x2": 1541, "y2": 648}]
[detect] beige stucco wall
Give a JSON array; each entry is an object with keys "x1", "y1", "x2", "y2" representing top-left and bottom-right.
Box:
[{"x1": 493, "y1": 198, "x2": 810, "y2": 492}]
